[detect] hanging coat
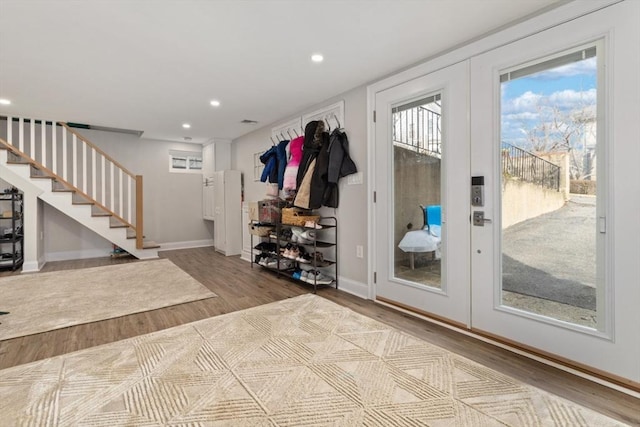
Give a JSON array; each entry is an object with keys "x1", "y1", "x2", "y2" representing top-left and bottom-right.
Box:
[
  {"x1": 294, "y1": 121, "x2": 324, "y2": 208},
  {"x1": 260, "y1": 140, "x2": 289, "y2": 189},
  {"x1": 283, "y1": 135, "x2": 303, "y2": 194},
  {"x1": 308, "y1": 130, "x2": 330, "y2": 209},
  {"x1": 259, "y1": 145, "x2": 278, "y2": 184},
  {"x1": 322, "y1": 128, "x2": 358, "y2": 208},
  {"x1": 275, "y1": 139, "x2": 289, "y2": 189}
]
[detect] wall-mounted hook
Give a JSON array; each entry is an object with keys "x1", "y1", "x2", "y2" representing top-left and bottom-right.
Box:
[
  {"x1": 333, "y1": 113, "x2": 341, "y2": 129},
  {"x1": 270, "y1": 136, "x2": 276, "y2": 145},
  {"x1": 324, "y1": 116, "x2": 331, "y2": 131},
  {"x1": 287, "y1": 129, "x2": 293, "y2": 139},
  {"x1": 293, "y1": 128, "x2": 299, "y2": 137},
  {"x1": 280, "y1": 132, "x2": 286, "y2": 141}
]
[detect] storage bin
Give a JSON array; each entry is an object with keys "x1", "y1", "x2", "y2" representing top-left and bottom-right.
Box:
[
  {"x1": 281, "y1": 207, "x2": 320, "y2": 226},
  {"x1": 258, "y1": 199, "x2": 286, "y2": 224},
  {"x1": 248, "y1": 223, "x2": 274, "y2": 236}
]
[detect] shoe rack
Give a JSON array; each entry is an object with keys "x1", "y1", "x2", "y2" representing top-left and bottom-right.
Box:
[{"x1": 250, "y1": 216, "x2": 338, "y2": 293}]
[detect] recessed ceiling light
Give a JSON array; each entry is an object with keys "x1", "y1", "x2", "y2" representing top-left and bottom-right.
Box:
[
  {"x1": 311, "y1": 54, "x2": 324, "y2": 63},
  {"x1": 0, "y1": 99, "x2": 11, "y2": 105},
  {"x1": 210, "y1": 100, "x2": 221, "y2": 107},
  {"x1": 182, "y1": 123, "x2": 191, "y2": 129}
]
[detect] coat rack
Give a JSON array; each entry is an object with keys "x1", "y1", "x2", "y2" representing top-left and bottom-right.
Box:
[
  {"x1": 271, "y1": 117, "x2": 303, "y2": 144},
  {"x1": 302, "y1": 100, "x2": 345, "y2": 131}
]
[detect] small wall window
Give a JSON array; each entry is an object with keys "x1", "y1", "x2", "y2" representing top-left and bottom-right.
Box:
[{"x1": 169, "y1": 150, "x2": 203, "y2": 174}]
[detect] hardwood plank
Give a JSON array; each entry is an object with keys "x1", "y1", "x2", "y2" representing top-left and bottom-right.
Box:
[{"x1": 0, "y1": 246, "x2": 637, "y2": 425}]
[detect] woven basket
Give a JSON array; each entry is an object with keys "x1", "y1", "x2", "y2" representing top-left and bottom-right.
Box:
[
  {"x1": 248, "y1": 223, "x2": 274, "y2": 237},
  {"x1": 281, "y1": 208, "x2": 320, "y2": 227}
]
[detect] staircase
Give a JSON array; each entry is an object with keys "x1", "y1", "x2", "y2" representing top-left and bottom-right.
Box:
[{"x1": 0, "y1": 116, "x2": 159, "y2": 263}]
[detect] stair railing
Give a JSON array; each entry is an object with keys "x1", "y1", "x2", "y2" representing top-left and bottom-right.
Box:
[
  {"x1": 0, "y1": 116, "x2": 144, "y2": 249},
  {"x1": 501, "y1": 142, "x2": 560, "y2": 191}
]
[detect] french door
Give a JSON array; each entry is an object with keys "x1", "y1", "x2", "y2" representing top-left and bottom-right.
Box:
[
  {"x1": 374, "y1": 62, "x2": 471, "y2": 327},
  {"x1": 470, "y1": 1, "x2": 639, "y2": 382},
  {"x1": 373, "y1": 1, "x2": 639, "y2": 383}
]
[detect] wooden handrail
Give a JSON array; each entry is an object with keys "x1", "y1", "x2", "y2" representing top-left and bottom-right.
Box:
[{"x1": 59, "y1": 122, "x2": 137, "y2": 179}]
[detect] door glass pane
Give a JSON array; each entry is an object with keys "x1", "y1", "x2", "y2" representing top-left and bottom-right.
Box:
[
  {"x1": 393, "y1": 94, "x2": 442, "y2": 288},
  {"x1": 500, "y1": 46, "x2": 601, "y2": 328}
]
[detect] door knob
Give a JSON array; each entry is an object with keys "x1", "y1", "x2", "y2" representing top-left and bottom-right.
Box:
[{"x1": 473, "y1": 211, "x2": 492, "y2": 226}]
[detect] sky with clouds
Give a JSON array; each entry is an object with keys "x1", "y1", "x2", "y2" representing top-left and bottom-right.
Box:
[{"x1": 501, "y1": 57, "x2": 597, "y2": 149}]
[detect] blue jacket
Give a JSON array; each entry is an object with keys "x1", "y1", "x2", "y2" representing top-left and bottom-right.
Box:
[{"x1": 260, "y1": 140, "x2": 289, "y2": 189}]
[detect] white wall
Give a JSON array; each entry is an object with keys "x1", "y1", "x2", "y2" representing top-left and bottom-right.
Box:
[
  {"x1": 232, "y1": 86, "x2": 369, "y2": 295},
  {"x1": 43, "y1": 128, "x2": 212, "y2": 258}
]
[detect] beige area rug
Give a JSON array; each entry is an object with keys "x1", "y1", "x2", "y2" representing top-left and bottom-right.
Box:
[
  {"x1": 0, "y1": 294, "x2": 625, "y2": 426},
  {"x1": 0, "y1": 259, "x2": 216, "y2": 341}
]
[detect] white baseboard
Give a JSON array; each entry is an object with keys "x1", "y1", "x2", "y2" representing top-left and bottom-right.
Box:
[
  {"x1": 45, "y1": 248, "x2": 112, "y2": 262},
  {"x1": 21, "y1": 260, "x2": 42, "y2": 273},
  {"x1": 241, "y1": 249, "x2": 252, "y2": 263},
  {"x1": 336, "y1": 276, "x2": 370, "y2": 299},
  {"x1": 157, "y1": 239, "x2": 214, "y2": 251}
]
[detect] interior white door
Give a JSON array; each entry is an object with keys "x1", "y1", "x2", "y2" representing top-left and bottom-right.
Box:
[
  {"x1": 470, "y1": 1, "x2": 640, "y2": 382},
  {"x1": 374, "y1": 62, "x2": 470, "y2": 326}
]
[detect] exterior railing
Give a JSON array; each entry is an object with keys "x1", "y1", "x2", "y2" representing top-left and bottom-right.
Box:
[
  {"x1": 393, "y1": 106, "x2": 441, "y2": 158},
  {"x1": 502, "y1": 142, "x2": 560, "y2": 191},
  {"x1": 0, "y1": 116, "x2": 144, "y2": 248}
]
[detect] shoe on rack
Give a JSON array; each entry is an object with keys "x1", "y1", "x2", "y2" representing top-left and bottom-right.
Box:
[
  {"x1": 265, "y1": 257, "x2": 279, "y2": 268},
  {"x1": 282, "y1": 243, "x2": 293, "y2": 258},
  {"x1": 288, "y1": 245, "x2": 300, "y2": 260},
  {"x1": 292, "y1": 269, "x2": 301, "y2": 280},
  {"x1": 314, "y1": 272, "x2": 334, "y2": 285},
  {"x1": 304, "y1": 270, "x2": 319, "y2": 283},
  {"x1": 299, "y1": 270, "x2": 309, "y2": 282},
  {"x1": 304, "y1": 221, "x2": 322, "y2": 229},
  {"x1": 299, "y1": 229, "x2": 316, "y2": 241},
  {"x1": 311, "y1": 252, "x2": 328, "y2": 267},
  {"x1": 297, "y1": 252, "x2": 312, "y2": 263},
  {"x1": 278, "y1": 259, "x2": 294, "y2": 270}
]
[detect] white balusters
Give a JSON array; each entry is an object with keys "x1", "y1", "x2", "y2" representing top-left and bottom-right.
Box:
[
  {"x1": 6, "y1": 116, "x2": 12, "y2": 146},
  {"x1": 30, "y1": 119, "x2": 35, "y2": 159},
  {"x1": 118, "y1": 169, "x2": 123, "y2": 218},
  {"x1": 51, "y1": 122, "x2": 57, "y2": 175},
  {"x1": 18, "y1": 117, "x2": 24, "y2": 152},
  {"x1": 82, "y1": 139, "x2": 87, "y2": 192},
  {"x1": 62, "y1": 129, "x2": 68, "y2": 181},
  {"x1": 127, "y1": 175, "x2": 132, "y2": 223},
  {"x1": 92, "y1": 147, "x2": 97, "y2": 200},
  {"x1": 110, "y1": 161, "x2": 114, "y2": 211},
  {"x1": 41, "y1": 120, "x2": 46, "y2": 168},
  {"x1": 72, "y1": 134, "x2": 78, "y2": 187},
  {"x1": 2, "y1": 115, "x2": 141, "y2": 233},
  {"x1": 101, "y1": 156, "x2": 106, "y2": 206}
]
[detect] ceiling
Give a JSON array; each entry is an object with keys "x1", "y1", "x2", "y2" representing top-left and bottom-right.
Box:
[{"x1": 0, "y1": 0, "x2": 563, "y2": 144}]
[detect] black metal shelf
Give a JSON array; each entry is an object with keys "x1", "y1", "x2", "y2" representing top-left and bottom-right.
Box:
[
  {"x1": 0, "y1": 191, "x2": 24, "y2": 271},
  {"x1": 250, "y1": 215, "x2": 338, "y2": 293}
]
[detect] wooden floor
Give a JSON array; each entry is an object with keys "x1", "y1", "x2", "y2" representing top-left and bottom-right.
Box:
[{"x1": 0, "y1": 247, "x2": 638, "y2": 425}]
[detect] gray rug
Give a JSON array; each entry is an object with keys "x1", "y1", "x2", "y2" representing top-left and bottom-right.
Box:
[
  {"x1": 0, "y1": 294, "x2": 625, "y2": 426},
  {"x1": 0, "y1": 259, "x2": 216, "y2": 340}
]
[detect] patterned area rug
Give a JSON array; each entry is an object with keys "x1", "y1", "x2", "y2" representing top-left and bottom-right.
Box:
[
  {"x1": 0, "y1": 294, "x2": 624, "y2": 426},
  {"x1": 0, "y1": 259, "x2": 216, "y2": 340}
]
